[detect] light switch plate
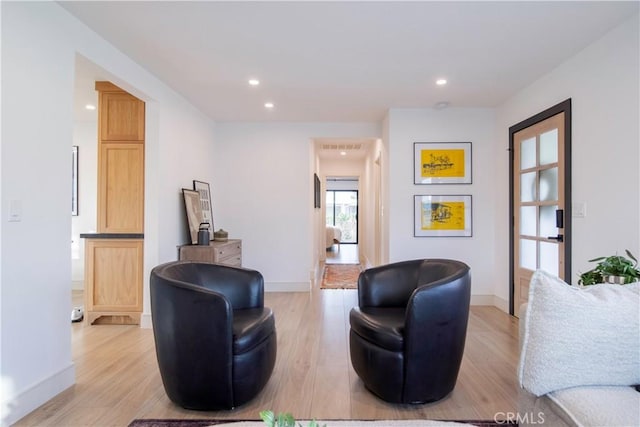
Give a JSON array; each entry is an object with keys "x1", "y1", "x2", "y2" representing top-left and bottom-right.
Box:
[
  {"x1": 572, "y1": 202, "x2": 586, "y2": 218},
  {"x1": 8, "y1": 199, "x2": 22, "y2": 222}
]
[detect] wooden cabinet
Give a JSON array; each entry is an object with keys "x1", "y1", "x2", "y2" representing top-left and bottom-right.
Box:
[
  {"x1": 96, "y1": 82, "x2": 145, "y2": 234},
  {"x1": 81, "y1": 82, "x2": 145, "y2": 325},
  {"x1": 96, "y1": 83, "x2": 145, "y2": 141},
  {"x1": 84, "y1": 238, "x2": 144, "y2": 325},
  {"x1": 179, "y1": 239, "x2": 242, "y2": 267},
  {"x1": 98, "y1": 143, "x2": 144, "y2": 233}
]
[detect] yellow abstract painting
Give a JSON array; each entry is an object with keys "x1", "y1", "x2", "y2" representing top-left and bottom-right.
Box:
[
  {"x1": 421, "y1": 201, "x2": 466, "y2": 231},
  {"x1": 420, "y1": 149, "x2": 465, "y2": 178}
]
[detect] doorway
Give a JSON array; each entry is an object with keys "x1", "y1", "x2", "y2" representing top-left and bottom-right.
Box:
[
  {"x1": 326, "y1": 190, "x2": 358, "y2": 244},
  {"x1": 509, "y1": 99, "x2": 572, "y2": 315},
  {"x1": 325, "y1": 177, "x2": 359, "y2": 265}
]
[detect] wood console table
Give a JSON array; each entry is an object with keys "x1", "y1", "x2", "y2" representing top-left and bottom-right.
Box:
[{"x1": 178, "y1": 239, "x2": 242, "y2": 267}]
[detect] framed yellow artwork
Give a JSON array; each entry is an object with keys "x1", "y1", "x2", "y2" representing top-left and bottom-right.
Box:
[
  {"x1": 414, "y1": 195, "x2": 472, "y2": 237},
  {"x1": 414, "y1": 142, "x2": 472, "y2": 184}
]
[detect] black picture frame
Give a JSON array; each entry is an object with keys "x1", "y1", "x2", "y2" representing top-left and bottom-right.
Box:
[{"x1": 314, "y1": 173, "x2": 321, "y2": 208}]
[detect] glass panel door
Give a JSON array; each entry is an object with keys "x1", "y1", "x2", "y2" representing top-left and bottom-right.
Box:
[
  {"x1": 513, "y1": 110, "x2": 567, "y2": 313},
  {"x1": 325, "y1": 190, "x2": 358, "y2": 243}
]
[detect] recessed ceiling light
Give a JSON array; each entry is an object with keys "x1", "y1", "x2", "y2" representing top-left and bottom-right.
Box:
[
  {"x1": 340, "y1": 151, "x2": 347, "y2": 156},
  {"x1": 85, "y1": 104, "x2": 96, "y2": 110},
  {"x1": 264, "y1": 102, "x2": 274, "y2": 109},
  {"x1": 436, "y1": 79, "x2": 447, "y2": 86},
  {"x1": 248, "y1": 79, "x2": 260, "y2": 86}
]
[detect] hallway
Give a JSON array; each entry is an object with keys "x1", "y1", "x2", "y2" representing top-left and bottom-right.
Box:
[{"x1": 325, "y1": 243, "x2": 359, "y2": 265}]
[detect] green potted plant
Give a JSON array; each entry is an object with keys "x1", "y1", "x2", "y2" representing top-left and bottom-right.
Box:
[
  {"x1": 260, "y1": 410, "x2": 325, "y2": 427},
  {"x1": 578, "y1": 249, "x2": 640, "y2": 285}
]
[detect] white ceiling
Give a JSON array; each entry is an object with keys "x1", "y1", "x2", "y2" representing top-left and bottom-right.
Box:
[{"x1": 63, "y1": 1, "x2": 638, "y2": 123}]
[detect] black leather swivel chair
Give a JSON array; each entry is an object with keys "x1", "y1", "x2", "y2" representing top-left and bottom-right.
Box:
[
  {"x1": 349, "y1": 259, "x2": 471, "y2": 404},
  {"x1": 150, "y1": 261, "x2": 276, "y2": 410}
]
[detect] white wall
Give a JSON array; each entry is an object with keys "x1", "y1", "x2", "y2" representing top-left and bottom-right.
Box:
[
  {"x1": 380, "y1": 118, "x2": 390, "y2": 266},
  {"x1": 386, "y1": 108, "x2": 500, "y2": 305},
  {"x1": 1, "y1": 3, "x2": 216, "y2": 425},
  {"x1": 213, "y1": 123, "x2": 379, "y2": 291},
  {"x1": 360, "y1": 138, "x2": 386, "y2": 268},
  {"x1": 494, "y1": 13, "x2": 640, "y2": 299},
  {"x1": 2, "y1": 5, "x2": 76, "y2": 425}
]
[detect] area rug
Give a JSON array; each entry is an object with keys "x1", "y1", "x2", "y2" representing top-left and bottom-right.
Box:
[
  {"x1": 321, "y1": 264, "x2": 361, "y2": 289},
  {"x1": 128, "y1": 419, "x2": 515, "y2": 427}
]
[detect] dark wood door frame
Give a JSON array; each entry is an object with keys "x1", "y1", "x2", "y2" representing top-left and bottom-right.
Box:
[{"x1": 508, "y1": 99, "x2": 572, "y2": 315}]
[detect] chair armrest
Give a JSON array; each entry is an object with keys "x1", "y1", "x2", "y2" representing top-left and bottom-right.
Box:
[
  {"x1": 405, "y1": 272, "x2": 471, "y2": 338},
  {"x1": 150, "y1": 275, "x2": 234, "y2": 404},
  {"x1": 403, "y1": 271, "x2": 471, "y2": 381},
  {"x1": 151, "y1": 276, "x2": 234, "y2": 351}
]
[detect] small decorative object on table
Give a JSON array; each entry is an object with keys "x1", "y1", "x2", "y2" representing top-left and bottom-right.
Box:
[
  {"x1": 197, "y1": 222, "x2": 210, "y2": 245},
  {"x1": 578, "y1": 249, "x2": 640, "y2": 285},
  {"x1": 214, "y1": 228, "x2": 229, "y2": 242}
]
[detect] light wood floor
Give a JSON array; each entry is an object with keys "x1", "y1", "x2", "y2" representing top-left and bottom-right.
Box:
[
  {"x1": 16, "y1": 289, "x2": 520, "y2": 426},
  {"x1": 325, "y1": 244, "x2": 359, "y2": 264}
]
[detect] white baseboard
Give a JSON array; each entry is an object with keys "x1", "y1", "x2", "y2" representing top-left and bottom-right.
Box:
[
  {"x1": 471, "y1": 294, "x2": 509, "y2": 313},
  {"x1": 310, "y1": 263, "x2": 323, "y2": 287},
  {"x1": 140, "y1": 312, "x2": 153, "y2": 329},
  {"x1": 262, "y1": 284, "x2": 509, "y2": 310},
  {"x1": 265, "y1": 282, "x2": 310, "y2": 292},
  {"x1": 491, "y1": 295, "x2": 509, "y2": 312},
  {"x1": 2, "y1": 363, "x2": 75, "y2": 427},
  {"x1": 470, "y1": 295, "x2": 493, "y2": 306}
]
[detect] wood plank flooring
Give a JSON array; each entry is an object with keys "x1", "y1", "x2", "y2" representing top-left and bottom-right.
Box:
[
  {"x1": 325, "y1": 244, "x2": 359, "y2": 264},
  {"x1": 15, "y1": 289, "x2": 520, "y2": 426}
]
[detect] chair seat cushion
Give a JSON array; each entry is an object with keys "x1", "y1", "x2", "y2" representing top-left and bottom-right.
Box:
[
  {"x1": 233, "y1": 308, "x2": 275, "y2": 354},
  {"x1": 349, "y1": 307, "x2": 405, "y2": 352}
]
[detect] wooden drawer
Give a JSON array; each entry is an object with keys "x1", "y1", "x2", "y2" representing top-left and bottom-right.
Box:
[
  {"x1": 215, "y1": 241, "x2": 241, "y2": 260},
  {"x1": 178, "y1": 239, "x2": 242, "y2": 267},
  {"x1": 220, "y1": 254, "x2": 242, "y2": 267}
]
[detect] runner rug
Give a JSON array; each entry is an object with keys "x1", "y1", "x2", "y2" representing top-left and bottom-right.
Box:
[
  {"x1": 321, "y1": 264, "x2": 362, "y2": 289},
  {"x1": 128, "y1": 419, "x2": 514, "y2": 427}
]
